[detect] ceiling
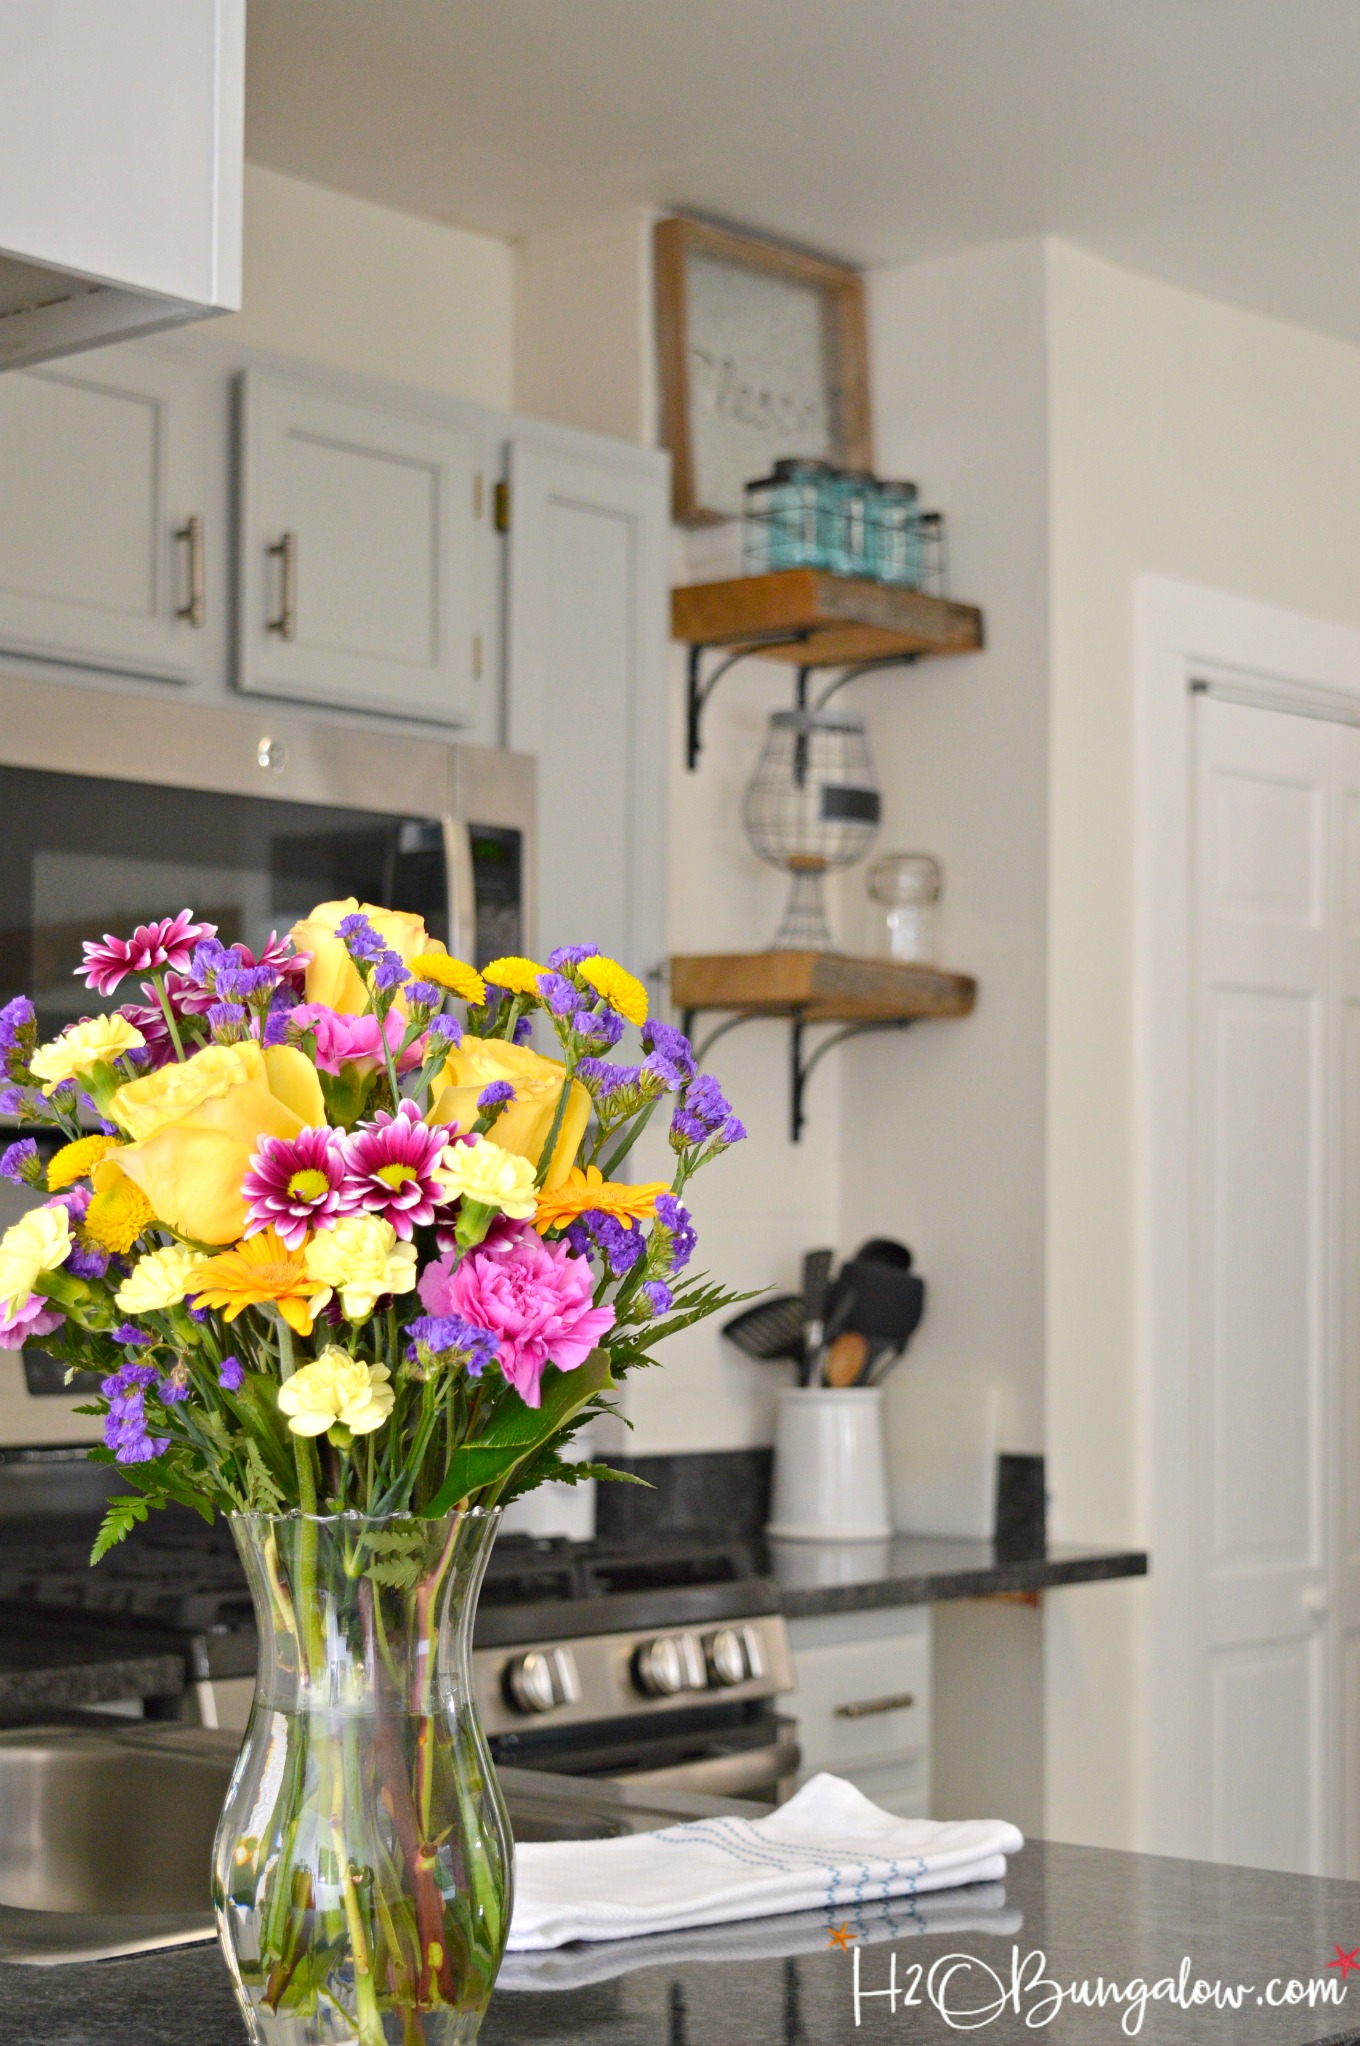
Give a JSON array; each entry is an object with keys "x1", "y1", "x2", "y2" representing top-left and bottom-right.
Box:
[{"x1": 246, "y1": 0, "x2": 1360, "y2": 347}]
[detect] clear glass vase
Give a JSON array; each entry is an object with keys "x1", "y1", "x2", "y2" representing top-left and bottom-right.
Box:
[{"x1": 214, "y1": 1509, "x2": 512, "y2": 2046}]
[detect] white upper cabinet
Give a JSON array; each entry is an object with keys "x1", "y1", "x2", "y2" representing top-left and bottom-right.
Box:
[
  {"x1": 504, "y1": 426, "x2": 670, "y2": 978},
  {"x1": 236, "y1": 372, "x2": 489, "y2": 727},
  {"x1": 0, "y1": 348, "x2": 209, "y2": 683},
  {"x1": 0, "y1": 1, "x2": 243, "y2": 369}
]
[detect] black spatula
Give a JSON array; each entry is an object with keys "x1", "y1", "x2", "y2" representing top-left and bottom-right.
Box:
[{"x1": 721, "y1": 1293, "x2": 807, "y2": 1363}]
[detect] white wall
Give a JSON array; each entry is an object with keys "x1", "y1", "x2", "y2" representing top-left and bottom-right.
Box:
[
  {"x1": 207, "y1": 163, "x2": 514, "y2": 406},
  {"x1": 515, "y1": 210, "x2": 657, "y2": 445},
  {"x1": 1044, "y1": 241, "x2": 1360, "y2": 1848}
]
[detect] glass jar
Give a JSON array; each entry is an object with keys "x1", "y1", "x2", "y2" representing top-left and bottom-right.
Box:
[
  {"x1": 867, "y1": 853, "x2": 943, "y2": 965},
  {"x1": 826, "y1": 469, "x2": 877, "y2": 579},
  {"x1": 742, "y1": 458, "x2": 834, "y2": 573},
  {"x1": 873, "y1": 479, "x2": 921, "y2": 588}
]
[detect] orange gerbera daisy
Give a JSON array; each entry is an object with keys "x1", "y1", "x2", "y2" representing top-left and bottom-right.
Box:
[
  {"x1": 533, "y1": 1164, "x2": 668, "y2": 1235},
  {"x1": 190, "y1": 1227, "x2": 327, "y2": 1336}
]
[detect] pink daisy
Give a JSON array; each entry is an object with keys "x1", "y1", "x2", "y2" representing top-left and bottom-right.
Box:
[
  {"x1": 341, "y1": 1100, "x2": 453, "y2": 1240},
  {"x1": 80, "y1": 912, "x2": 216, "y2": 996},
  {"x1": 243, "y1": 1126, "x2": 353, "y2": 1250}
]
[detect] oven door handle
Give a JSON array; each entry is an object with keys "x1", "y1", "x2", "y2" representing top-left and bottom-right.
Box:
[{"x1": 441, "y1": 815, "x2": 477, "y2": 966}]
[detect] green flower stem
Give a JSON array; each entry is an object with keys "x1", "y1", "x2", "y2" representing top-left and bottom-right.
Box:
[
  {"x1": 328, "y1": 1730, "x2": 385, "y2": 2046},
  {"x1": 150, "y1": 973, "x2": 186, "y2": 1062},
  {"x1": 600, "y1": 1091, "x2": 661, "y2": 1178},
  {"x1": 534, "y1": 1051, "x2": 580, "y2": 1189}
]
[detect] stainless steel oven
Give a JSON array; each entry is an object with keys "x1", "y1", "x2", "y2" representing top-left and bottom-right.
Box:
[{"x1": 0, "y1": 671, "x2": 535, "y2": 1448}]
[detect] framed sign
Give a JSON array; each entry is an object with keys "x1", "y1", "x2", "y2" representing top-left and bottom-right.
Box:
[{"x1": 655, "y1": 215, "x2": 872, "y2": 526}]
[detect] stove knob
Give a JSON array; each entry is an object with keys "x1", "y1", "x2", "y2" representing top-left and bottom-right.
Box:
[
  {"x1": 633, "y1": 1633, "x2": 706, "y2": 1697},
  {"x1": 707, "y1": 1627, "x2": 749, "y2": 1687},
  {"x1": 505, "y1": 1647, "x2": 579, "y2": 1715}
]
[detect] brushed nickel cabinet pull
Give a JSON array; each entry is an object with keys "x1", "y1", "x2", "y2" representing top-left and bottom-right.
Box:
[
  {"x1": 175, "y1": 515, "x2": 205, "y2": 628},
  {"x1": 834, "y1": 1691, "x2": 916, "y2": 1719},
  {"x1": 267, "y1": 532, "x2": 297, "y2": 641}
]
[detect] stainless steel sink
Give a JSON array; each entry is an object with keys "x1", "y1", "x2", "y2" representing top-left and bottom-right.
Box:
[{"x1": 0, "y1": 1721, "x2": 745, "y2": 1966}]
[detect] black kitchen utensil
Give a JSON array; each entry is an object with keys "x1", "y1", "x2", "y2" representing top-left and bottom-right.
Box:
[
  {"x1": 721, "y1": 1293, "x2": 807, "y2": 1363},
  {"x1": 799, "y1": 1247, "x2": 835, "y2": 1386},
  {"x1": 854, "y1": 1237, "x2": 914, "y2": 1272},
  {"x1": 823, "y1": 1257, "x2": 925, "y2": 1351}
]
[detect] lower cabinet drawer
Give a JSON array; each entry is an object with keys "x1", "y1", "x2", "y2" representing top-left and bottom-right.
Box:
[{"x1": 787, "y1": 1608, "x2": 932, "y2": 1780}]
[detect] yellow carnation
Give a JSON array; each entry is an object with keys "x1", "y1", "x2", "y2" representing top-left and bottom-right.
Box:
[
  {"x1": 47, "y1": 1134, "x2": 121, "y2": 1191},
  {"x1": 482, "y1": 956, "x2": 545, "y2": 999},
  {"x1": 0, "y1": 1205, "x2": 71, "y2": 1313},
  {"x1": 578, "y1": 955, "x2": 648, "y2": 1028},
  {"x1": 410, "y1": 952, "x2": 486, "y2": 1006},
  {"x1": 437, "y1": 1139, "x2": 538, "y2": 1219},
  {"x1": 114, "y1": 1243, "x2": 209, "y2": 1315},
  {"x1": 277, "y1": 1348, "x2": 395, "y2": 1439},
  {"x1": 303, "y1": 1216, "x2": 417, "y2": 1322},
  {"x1": 85, "y1": 1169, "x2": 157, "y2": 1255},
  {"x1": 29, "y1": 1015, "x2": 145, "y2": 1096}
]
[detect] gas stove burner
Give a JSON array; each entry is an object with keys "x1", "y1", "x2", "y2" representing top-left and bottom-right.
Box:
[{"x1": 479, "y1": 1532, "x2": 760, "y2": 1610}]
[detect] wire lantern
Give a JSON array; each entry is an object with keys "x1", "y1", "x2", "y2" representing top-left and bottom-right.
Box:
[{"x1": 742, "y1": 709, "x2": 882, "y2": 949}]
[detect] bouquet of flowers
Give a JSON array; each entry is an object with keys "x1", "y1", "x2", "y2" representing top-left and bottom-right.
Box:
[
  {"x1": 0, "y1": 901, "x2": 745, "y2": 2046},
  {"x1": 0, "y1": 901, "x2": 743, "y2": 1543}
]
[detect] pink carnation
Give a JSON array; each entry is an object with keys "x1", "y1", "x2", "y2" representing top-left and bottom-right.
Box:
[
  {"x1": 419, "y1": 1223, "x2": 614, "y2": 1408},
  {"x1": 0, "y1": 1292, "x2": 64, "y2": 1350},
  {"x1": 290, "y1": 1004, "x2": 425, "y2": 1076}
]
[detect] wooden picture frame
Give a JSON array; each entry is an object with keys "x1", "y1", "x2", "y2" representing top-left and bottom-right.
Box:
[{"x1": 655, "y1": 215, "x2": 872, "y2": 527}]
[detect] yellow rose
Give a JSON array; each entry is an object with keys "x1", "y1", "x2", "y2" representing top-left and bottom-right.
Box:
[
  {"x1": 0, "y1": 1206, "x2": 71, "y2": 1313},
  {"x1": 277, "y1": 1349, "x2": 395, "y2": 1438},
  {"x1": 287, "y1": 899, "x2": 435, "y2": 1015},
  {"x1": 428, "y1": 1038, "x2": 590, "y2": 1192},
  {"x1": 107, "y1": 1041, "x2": 326, "y2": 1246}
]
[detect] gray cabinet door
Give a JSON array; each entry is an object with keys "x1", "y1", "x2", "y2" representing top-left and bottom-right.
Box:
[
  {"x1": 236, "y1": 371, "x2": 484, "y2": 725},
  {"x1": 505, "y1": 427, "x2": 669, "y2": 978},
  {"x1": 0, "y1": 349, "x2": 208, "y2": 682}
]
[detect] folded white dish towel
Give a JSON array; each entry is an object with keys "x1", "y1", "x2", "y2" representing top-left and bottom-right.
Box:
[{"x1": 507, "y1": 1772, "x2": 1023, "y2": 1951}]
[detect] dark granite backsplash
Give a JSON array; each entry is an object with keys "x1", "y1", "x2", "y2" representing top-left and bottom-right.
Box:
[{"x1": 594, "y1": 1449, "x2": 772, "y2": 1544}]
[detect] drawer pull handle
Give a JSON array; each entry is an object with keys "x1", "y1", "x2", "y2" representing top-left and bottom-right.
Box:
[
  {"x1": 175, "y1": 515, "x2": 205, "y2": 627},
  {"x1": 834, "y1": 1691, "x2": 916, "y2": 1719},
  {"x1": 268, "y1": 532, "x2": 297, "y2": 641}
]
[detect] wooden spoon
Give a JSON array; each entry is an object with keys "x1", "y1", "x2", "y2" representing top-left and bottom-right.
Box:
[{"x1": 823, "y1": 1331, "x2": 869, "y2": 1388}]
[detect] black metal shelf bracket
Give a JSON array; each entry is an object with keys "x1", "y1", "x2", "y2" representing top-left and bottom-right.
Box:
[
  {"x1": 685, "y1": 639, "x2": 922, "y2": 770},
  {"x1": 681, "y1": 1007, "x2": 915, "y2": 1143}
]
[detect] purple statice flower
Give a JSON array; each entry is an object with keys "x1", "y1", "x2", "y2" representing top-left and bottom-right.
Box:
[
  {"x1": 427, "y1": 1013, "x2": 462, "y2": 1048},
  {"x1": 113, "y1": 1324, "x2": 154, "y2": 1348},
  {"x1": 207, "y1": 1001, "x2": 247, "y2": 1035},
  {"x1": 214, "y1": 962, "x2": 279, "y2": 1002},
  {"x1": 218, "y1": 1355, "x2": 245, "y2": 1393},
  {"x1": 243, "y1": 1126, "x2": 352, "y2": 1250},
  {"x1": 405, "y1": 1313, "x2": 499, "y2": 1378},
  {"x1": 536, "y1": 972, "x2": 586, "y2": 1020},
  {"x1": 583, "y1": 1210, "x2": 646, "y2": 1277},
  {"x1": 158, "y1": 1362, "x2": 192, "y2": 1404},
  {"x1": 187, "y1": 936, "x2": 231, "y2": 991},
  {"x1": 576, "y1": 1058, "x2": 640, "y2": 1102},
  {"x1": 0, "y1": 1138, "x2": 37, "y2": 1185},
  {"x1": 101, "y1": 1358, "x2": 168, "y2": 1466},
  {"x1": 79, "y1": 912, "x2": 216, "y2": 996},
  {"x1": 340, "y1": 1100, "x2": 452, "y2": 1240},
  {"x1": 641, "y1": 1279, "x2": 673, "y2": 1316},
  {"x1": 186, "y1": 1303, "x2": 210, "y2": 1325},
  {"x1": 102, "y1": 1360, "x2": 157, "y2": 1398},
  {"x1": 67, "y1": 1241, "x2": 109, "y2": 1282},
  {"x1": 654, "y1": 1194, "x2": 697, "y2": 1272},
  {"x1": 716, "y1": 1116, "x2": 747, "y2": 1147},
  {"x1": 478, "y1": 1080, "x2": 515, "y2": 1113},
  {"x1": 261, "y1": 985, "x2": 300, "y2": 1047},
  {"x1": 336, "y1": 914, "x2": 386, "y2": 962},
  {"x1": 372, "y1": 952, "x2": 409, "y2": 993},
  {"x1": 670, "y1": 1072, "x2": 734, "y2": 1147},
  {"x1": 406, "y1": 980, "x2": 443, "y2": 1012},
  {"x1": 547, "y1": 945, "x2": 596, "y2": 971},
  {"x1": 512, "y1": 1015, "x2": 534, "y2": 1046},
  {"x1": 641, "y1": 1019, "x2": 697, "y2": 1092},
  {"x1": 578, "y1": 1007, "x2": 624, "y2": 1052},
  {"x1": 0, "y1": 996, "x2": 35, "y2": 1056},
  {"x1": 238, "y1": 933, "x2": 309, "y2": 996},
  {"x1": 563, "y1": 1218, "x2": 593, "y2": 1262},
  {"x1": 0, "y1": 1086, "x2": 25, "y2": 1117}
]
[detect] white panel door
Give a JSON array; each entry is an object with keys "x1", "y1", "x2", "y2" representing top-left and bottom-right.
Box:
[
  {"x1": 1192, "y1": 693, "x2": 1360, "y2": 1873},
  {"x1": 0, "y1": 350, "x2": 207, "y2": 682},
  {"x1": 237, "y1": 372, "x2": 483, "y2": 725},
  {"x1": 504, "y1": 429, "x2": 668, "y2": 978}
]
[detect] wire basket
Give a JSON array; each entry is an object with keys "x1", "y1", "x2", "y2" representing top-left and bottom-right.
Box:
[
  {"x1": 743, "y1": 709, "x2": 882, "y2": 949},
  {"x1": 742, "y1": 462, "x2": 948, "y2": 595}
]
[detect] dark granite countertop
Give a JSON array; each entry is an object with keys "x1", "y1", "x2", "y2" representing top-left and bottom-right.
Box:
[
  {"x1": 0, "y1": 1609, "x2": 183, "y2": 1723},
  {"x1": 762, "y1": 1533, "x2": 1149, "y2": 1620},
  {"x1": 4, "y1": 1836, "x2": 1358, "y2": 2044}
]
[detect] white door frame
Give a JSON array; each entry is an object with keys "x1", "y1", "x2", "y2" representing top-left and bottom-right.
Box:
[{"x1": 1133, "y1": 575, "x2": 1360, "y2": 1854}]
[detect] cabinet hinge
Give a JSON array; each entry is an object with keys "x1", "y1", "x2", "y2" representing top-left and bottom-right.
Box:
[{"x1": 494, "y1": 480, "x2": 511, "y2": 533}]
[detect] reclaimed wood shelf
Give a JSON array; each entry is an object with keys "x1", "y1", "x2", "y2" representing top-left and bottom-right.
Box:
[
  {"x1": 671, "y1": 950, "x2": 977, "y2": 1139},
  {"x1": 672, "y1": 569, "x2": 985, "y2": 767},
  {"x1": 672, "y1": 570, "x2": 984, "y2": 668}
]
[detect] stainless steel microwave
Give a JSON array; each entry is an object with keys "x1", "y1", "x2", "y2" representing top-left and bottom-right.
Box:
[{"x1": 0, "y1": 671, "x2": 535, "y2": 1448}]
